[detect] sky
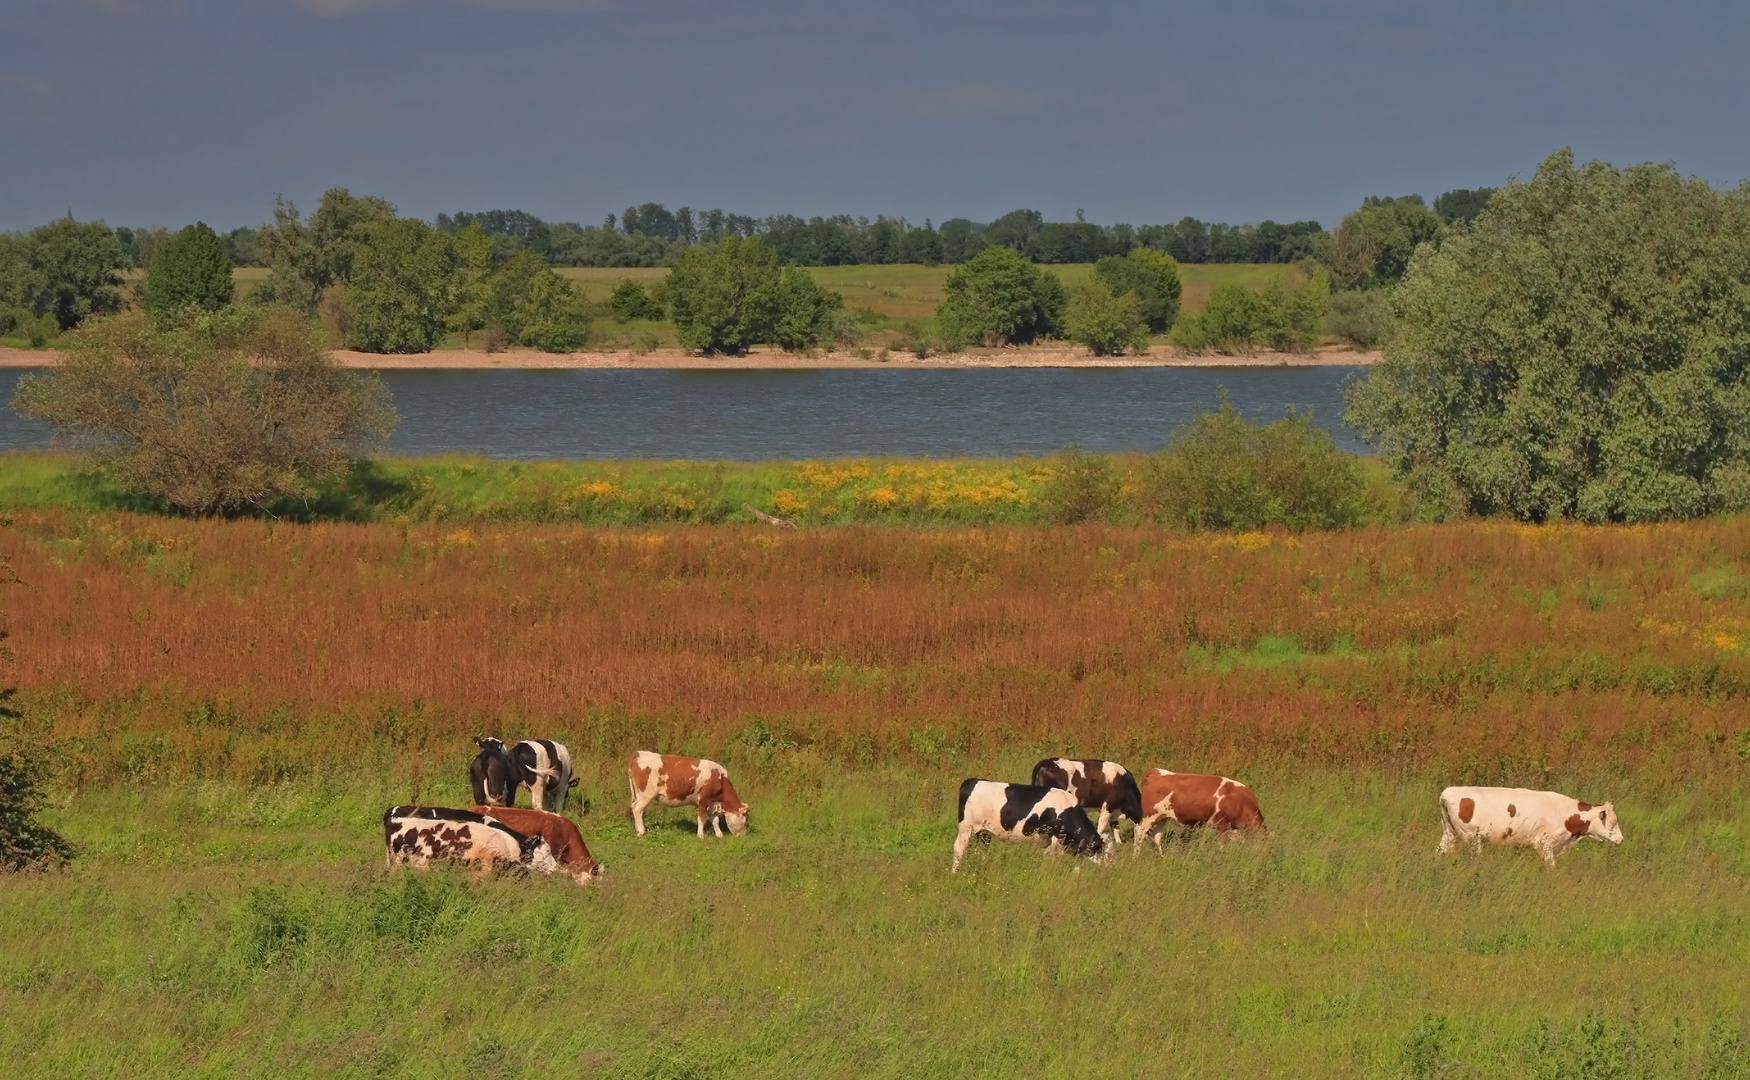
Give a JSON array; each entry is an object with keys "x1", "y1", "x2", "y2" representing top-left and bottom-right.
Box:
[{"x1": 1, "y1": 0, "x2": 1746, "y2": 233}]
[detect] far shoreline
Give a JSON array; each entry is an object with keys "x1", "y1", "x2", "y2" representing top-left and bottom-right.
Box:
[{"x1": 0, "y1": 343, "x2": 1381, "y2": 370}]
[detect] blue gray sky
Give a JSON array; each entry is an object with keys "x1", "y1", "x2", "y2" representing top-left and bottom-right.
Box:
[{"x1": 2, "y1": 0, "x2": 1745, "y2": 233}]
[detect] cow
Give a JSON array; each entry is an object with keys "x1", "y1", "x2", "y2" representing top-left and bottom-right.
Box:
[
  {"x1": 1437, "y1": 786, "x2": 1623, "y2": 866},
  {"x1": 1030, "y1": 758, "x2": 1143, "y2": 843},
  {"x1": 951, "y1": 780, "x2": 1106, "y2": 873},
  {"x1": 383, "y1": 805, "x2": 558, "y2": 879},
  {"x1": 472, "y1": 805, "x2": 602, "y2": 885},
  {"x1": 1133, "y1": 769, "x2": 1266, "y2": 852},
  {"x1": 628, "y1": 751, "x2": 750, "y2": 838},
  {"x1": 470, "y1": 738, "x2": 578, "y2": 813}
]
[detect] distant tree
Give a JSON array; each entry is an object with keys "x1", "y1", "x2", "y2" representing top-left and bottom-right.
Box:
[
  {"x1": 254, "y1": 189, "x2": 396, "y2": 311},
  {"x1": 0, "y1": 219, "x2": 126, "y2": 332},
  {"x1": 935, "y1": 245, "x2": 1066, "y2": 348},
  {"x1": 899, "y1": 223, "x2": 943, "y2": 265},
  {"x1": 772, "y1": 266, "x2": 845, "y2": 352},
  {"x1": 1348, "y1": 149, "x2": 1750, "y2": 523},
  {"x1": 223, "y1": 227, "x2": 265, "y2": 268},
  {"x1": 1170, "y1": 270, "x2": 1328, "y2": 354},
  {"x1": 1064, "y1": 281, "x2": 1148, "y2": 356},
  {"x1": 143, "y1": 222, "x2": 235, "y2": 316},
  {"x1": 609, "y1": 279, "x2": 665, "y2": 321},
  {"x1": 667, "y1": 236, "x2": 782, "y2": 355},
  {"x1": 1093, "y1": 247, "x2": 1182, "y2": 332},
  {"x1": 1327, "y1": 195, "x2": 1443, "y2": 290},
  {"x1": 1433, "y1": 187, "x2": 1497, "y2": 225},
  {"x1": 983, "y1": 209, "x2": 1044, "y2": 254},
  {"x1": 446, "y1": 223, "x2": 493, "y2": 348},
  {"x1": 12, "y1": 306, "x2": 397, "y2": 517},
  {"x1": 346, "y1": 217, "x2": 460, "y2": 353}
]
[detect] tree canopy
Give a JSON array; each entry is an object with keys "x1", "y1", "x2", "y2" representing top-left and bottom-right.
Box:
[
  {"x1": 1346, "y1": 149, "x2": 1750, "y2": 522},
  {"x1": 143, "y1": 222, "x2": 234, "y2": 315},
  {"x1": 935, "y1": 246, "x2": 1066, "y2": 348},
  {"x1": 666, "y1": 236, "x2": 782, "y2": 355}
]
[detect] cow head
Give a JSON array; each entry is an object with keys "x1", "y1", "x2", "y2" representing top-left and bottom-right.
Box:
[
  {"x1": 1056, "y1": 807, "x2": 1106, "y2": 861},
  {"x1": 722, "y1": 806, "x2": 750, "y2": 837},
  {"x1": 1583, "y1": 803, "x2": 1622, "y2": 846}
]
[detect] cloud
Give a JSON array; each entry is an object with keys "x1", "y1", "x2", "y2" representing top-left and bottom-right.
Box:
[{"x1": 887, "y1": 83, "x2": 1042, "y2": 121}]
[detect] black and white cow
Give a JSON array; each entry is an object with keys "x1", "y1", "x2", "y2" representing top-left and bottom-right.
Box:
[
  {"x1": 1030, "y1": 758, "x2": 1143, "y2": 843},
  {"x1": 951, "y1": 779, "x2": 1106, "y2": 872},
  {"x1": 382, "y1": 805, "x2": 558, "y2": 877},
  {"x1": 470, "y1": 738, "x2": 577, "y2": 813}
]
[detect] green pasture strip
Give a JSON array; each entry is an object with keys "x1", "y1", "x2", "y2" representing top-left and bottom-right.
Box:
[
  {"x1": 0, "y1": 451, "x2": 1402, "y2": 527},
  {"x1": 2, "y1": 762, "x2": 1746, "y2": 1078}
]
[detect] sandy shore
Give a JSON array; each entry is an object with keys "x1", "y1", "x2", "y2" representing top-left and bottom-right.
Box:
[{"x1": 0, "y1": 343, "x2": 1380, "y2": 369}]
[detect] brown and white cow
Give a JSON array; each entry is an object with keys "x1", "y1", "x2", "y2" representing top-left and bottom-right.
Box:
[
  {"x1": 1030, "y1": 758, "x2": 1143, "y2": 843},
  {"x1": 383, "y1": 805, "x2": 558, "y2": 878},
  {"x1": 1133, "y1": 769, "x2": 1266, "y2": 852},
  {"x1": 628, "y1": 751, "x2": 750, "y2": 838},
  {"x1": 472, "y1": 805, "x2": 602, "y2": 885},
  {"x1": 1437, "y1": 786, "x2": 1623, "y2": 866}
]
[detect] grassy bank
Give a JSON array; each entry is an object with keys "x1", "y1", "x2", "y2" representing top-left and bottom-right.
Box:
[{"x1": 0, "y1": 451, "x2": 1401, "y2": 527}]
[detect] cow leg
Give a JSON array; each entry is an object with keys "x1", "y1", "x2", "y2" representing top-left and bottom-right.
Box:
[
  {"x1": 710, "y1": 811, "x2": 725, "y2": 838},
  {"x1": 1437, "y1": 820, "x2": 1456, "y2": 855},
  {"x1": 1094, "y1": 806, "x2": 1112, "y2": 842},
  {"x1": 1133, "y1": 813, "x2": 1161, "y2": 855},
  {"x1": 630, "y1": 788, "x2": 650, "y2": 837},
  {"x1": 696, "y1": 805, "x2": 709, "y2": 839},
  {"x1": 951, "y1": 823, "x2": 974, "y2": 873}
]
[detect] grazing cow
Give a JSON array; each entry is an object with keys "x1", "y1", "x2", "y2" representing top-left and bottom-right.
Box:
[
  {"x1": 470, "y1": 738, "x2": 577, "y2": 812},
  {"x1": 472, "y1": 805, "x2": 602, "y2": 885},
  {"x1": 628, "y1": 751, "x2": 750, "y2": 838},
  {"x1": 1437, "y1": 787, "x2": 1623, "y2": 866},
  {"x1": 1133, "y1": 769, "x2": 1266, "y2": 851},
  {"x1": 1030, "y1": 758, "x2": 1143, "y2": 842},
  {"x1": 383, "y1": 805, "x2": 558, "y2": 878},
  {"x1": 951, "y1": 780, "x2": 1106, "y2": 872}
]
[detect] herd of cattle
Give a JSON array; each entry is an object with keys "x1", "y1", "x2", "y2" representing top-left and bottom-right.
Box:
[{"x1": 382, "y1": 739, "x2": 1625, "y2": 886}]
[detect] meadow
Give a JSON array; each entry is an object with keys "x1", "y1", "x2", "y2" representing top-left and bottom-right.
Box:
[{"x1": 2, "y1": 510, "x2": 1749, "y2": 1076}]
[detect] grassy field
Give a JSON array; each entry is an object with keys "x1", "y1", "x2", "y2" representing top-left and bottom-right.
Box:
[{"x1": 1, "y1": 513, "x2": 1748, "y2": 1075}]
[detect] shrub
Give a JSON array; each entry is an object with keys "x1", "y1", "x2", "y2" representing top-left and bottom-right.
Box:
[
  {"x1": 935, "y1": 245, "x2": 1065, "y2": 348},
  {"x1": 143, "y1": 222, "x2": 234, "y2": 316},
  {"x1": 1325, "y1": 288, "x2": 1394, "y2": 349},
  {"x1": 667, "y1": 236, "x2": 781, "y2": 355},
  {"x1": 1326, "y1": 195, "x2": 1444, "y2": 290},
  {"x1": 1093, "y1": 247, "x2": 1182, "y2": 332},
  {"x1": 772, "y1": 266, "x2": 845, "y2": 352},
  {"x1": 1041, "y1": 445, "x2": 1119, "y2": 523},
  {"x1": 1170, "y1": 270, "x2": 1328, "y2": 354},
  {"x1": 1347, "y1": 148, "x2": 1750, "y2": 523},
  {"x1": 346, "y1": 218, "x2": 459, "y2": 353},
  {"x1": 12, "y1": 307, "x2": 398, "y2": 516},
  {"x1": 1142, "y1": 399, "x2": 1369, "y2": 530},
  {"x1": 0, "y1": 749, "x2": 72, "y2": 871},
  {"x1": 609, "y1": 280, "x2": 664, "y2": 322},
  {"x1": 1065, "y1": 281, "x2": 1148, "y2": 356}
]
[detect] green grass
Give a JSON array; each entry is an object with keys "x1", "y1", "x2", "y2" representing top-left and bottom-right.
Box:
[{"x1": 3, "y1": 756, "x2": 1746, "y2": 1077}]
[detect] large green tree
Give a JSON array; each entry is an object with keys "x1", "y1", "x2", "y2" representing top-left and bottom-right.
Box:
[
  {"x1": 1346, "y1": 149, "x2": 1750, "y2": 522},
  {"x1": 486, "y1": 252, "x2": 590, "y2": 353},
  {"x1": 666, "y1": 236, "x2": 781, "y2": 355},
  {"x1": 346, "y1": 218, "x2": 460, "y2": 353},
  {"x1": 253, "y1": 189, "x2": 397, "y2": 311},
  {"x1": 1093, "y1": 246, "x2": 1182, "y2": 333},
  {"x1": 935, "y1": 245, "x2": 1065, "y2": 348},
  {"x1": 0, "y1": 219, "x2": 126, "y2": 331},
  {"x1": 143, "y1": 222, "x2": 235, "y2": 315},
  {"x1": 771, "y1": 266, "x2": 843, "y2": 352},
  {"x1": 1326, "y1": 195, "x2": 1443, "y2": 290}
]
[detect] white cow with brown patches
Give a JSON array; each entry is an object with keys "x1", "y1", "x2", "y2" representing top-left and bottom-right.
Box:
[
  {"x1": 1437, "y1": 786, "x2": 1623, "y2": 866},
  {"x1": 628, "y1": 751, "x2": 750, "y2": 838}
]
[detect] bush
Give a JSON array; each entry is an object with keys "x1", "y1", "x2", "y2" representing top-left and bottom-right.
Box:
[
  {"x1": 1326, "y1": 195, "x2": 1444, "y2": 290},
  {"x1": 1170, "y1": 270, "x2": 1328, "y2": 354},
  {"x1": 1040, "y1": 445, "x2": 1119, "y2": 523},
  {"x1": 346, "y1": 218, "x2": 460, "y2": 353},
  {"x1": 503, "y1": 258, "x2": 590, "y2": 353},
  {"x1": 143, "y1": 222, "x2": 234, "y2": 316},
  {"x1": 666, "y1": 236, "x2": 781, "y2": 355},
  {"x1": 609, "y1": 280, "x2": 664, "y2": 322},
  {"x1": 12, "y1": 307, "x2": 398, "y2": 516},
  {"x1": 1325, "y1": 288, "x2": 1394, "y2": 349},
  {"x1": 935, "y1": 245, "x2": 1065, "y2": 348},
  {"x1": 772, "y1": 266, "x2": 845, "y2": 352},
  {"x1": 1093, "y1": 247, "x2": 1182, "y2": 332},
  {"x1": 1065, "y1": 282, "x2": 1148, "y2": 356},
  {"x1": 1347, "y1": 148, "x2": 1750, "y2": 523},
  {"x1": 1, "y1": 750, "x2": 73, "y2": 870},
  {"x1": 1142, "y1": 400, "x2": 1369, "y2": 531}
]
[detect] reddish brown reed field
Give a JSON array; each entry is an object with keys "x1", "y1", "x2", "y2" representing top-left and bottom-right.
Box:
[{"x1": 9, "y1": 512, "x2": 1750, "y2": 788}]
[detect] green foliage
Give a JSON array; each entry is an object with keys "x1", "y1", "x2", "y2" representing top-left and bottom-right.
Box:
[
  {"x1": 1324, "y1": 288, "x2": 1394, "y2": 349},
  {"x1": 11, "y1": 307, "x2": 398, "y2": 516},
  {"x1": 487, "y1": 253, "x2": 590, "y2": 353},
  {"x1": 1434, "y1": 187, "x2": 1497, "y2": 225},
  {"x1": 934, "y1": 245, "x2": 1066, "y2": 348},
  {"x1": 346, "y1": 218, "x2": 461, "y2": 354},
  {"x1": 1170, "y1": 269, "x2": 1328, "y2": 354},
  {"x1": 667, "y1": 236, "x2": 782, "y2": 356},
  {"x1": 772, "y1": 266, "x2": 845, "y2": 352},
  {"x1": 1040, "y1": 445, "x2": 1120, "y2": 523},
  {"x1": 445, "y1": 223, "x2": 493, "y2": 347},
  {"x1": 609, "y1": 280, "x2": 665, "y2": 322},
  {"x1": 253, "y1": 189, "x2": 397, "y2": 312},
  {"x1": 142, "y1": 222, "x2": 235, "y2": 316},
  {"x1": 1347, "y1": 148, "x2": 1750, "y2": 523},
  {"x1": 1142, "y1": 400, "x2": 1369, "y2": 530},
  {"x1": 1064, "y1": 281, "x2": 1148, "y2": 356},
  {"x1": 1093, "y1": 246, "x2": 1182, "y2": 332},
  {"x1": 0, "y1": 219, "x2": 125, "y2": 331},
  {"x1": 1327, "y1": 195, "x2": 1444, "y2": 290},
  {"x1": 0, "y1": 750, "x2": 72, "y2": 871}
]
